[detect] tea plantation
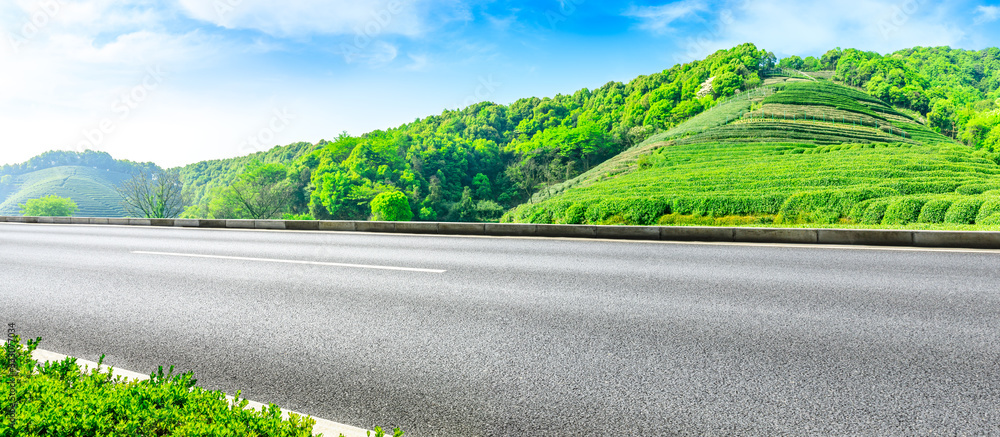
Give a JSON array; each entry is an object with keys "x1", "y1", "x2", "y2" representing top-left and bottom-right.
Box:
[
  {"x1": 0, "y1": 166, "x2": 129, "y2": 217},
  {"x1": 503, "y1": 81, "x2": 1000, "y2": 228}
]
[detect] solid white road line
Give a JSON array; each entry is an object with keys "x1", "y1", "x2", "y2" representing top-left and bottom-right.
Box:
[
  {"x1": 132, "y1": 250, "x2": 447, "y2": 273},
  {"x1": 31, "y1": 348, "x2": 372, "y2": 437}
]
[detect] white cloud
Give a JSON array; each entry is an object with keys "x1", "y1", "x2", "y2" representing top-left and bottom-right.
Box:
[
  {"x1": 174, "y1": 0, "x2": 429, "y2": 38},
  {"x1": 404, "y1": 53, "x2": 429, "y2": 70},
  {"x1": 624, "y1": 0, "x2": 709, "y2": 34},
  {"x1": 668, "y1": 0, "x2": 968, "y2": 62},
  {"x1": 974, "y1": 5, "x2": 1000, "y2": 24}
]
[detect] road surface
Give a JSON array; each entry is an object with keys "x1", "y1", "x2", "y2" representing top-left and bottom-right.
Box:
[{"x1": 1, "y1": 223, "x2": 999, "y2": 435}]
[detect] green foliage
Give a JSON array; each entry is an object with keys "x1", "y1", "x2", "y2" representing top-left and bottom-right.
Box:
[
  {"x1": 917, "y1": 199, "x2": 952, "y2": 223},
  {"x1": 369, "y1": 426, "x2": 405, "y2": 437},
  {"x1": 975, "y1": 198, "x2": 1000, "y2": 224},
  {"x1": 944, "y1": 198, "x2": 985, "y2": 224},
  {"x1": 282, "y1": 213, "x2": 315, "y2": 221},
  {"x1": 178, "y1": 141, "x2": 321, "y2": 215},
  {"x1": 882, "y1": 198, "x2": 926, "y2": 225},
  {"x1": 19, "y1": 195, "x2": 78, "y2": 217},
  {"x1": 562, "y1": 203, "x2": 589, "y2": 224},
  {"x1": 370, "y1": 191, "x2": 414, "y2": 221},
  {"x1": 0, "y1": 337, "x2": 319, "y2": 436},
  {"x1": 474, "y1": 200, "x2": 505, "y2": 222},
  {"x1": 858, "y1": 198, "x2": 892, "y2": 225},
  {"x1": 209, "y1": 161, "x2": 295, "y2": 219}
]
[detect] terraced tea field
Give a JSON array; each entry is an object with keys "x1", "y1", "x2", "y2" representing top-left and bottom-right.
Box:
[
  {"x1": 0, "y1": 166, "x2": 129, "y2": 217},
  {"x1": 504, "y1": 81, "x2": 1000, "y2": 228}
]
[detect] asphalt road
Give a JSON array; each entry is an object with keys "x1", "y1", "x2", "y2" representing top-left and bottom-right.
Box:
[{"x1": 2, "y1": 223, "x2": 1000, "y2": 436}]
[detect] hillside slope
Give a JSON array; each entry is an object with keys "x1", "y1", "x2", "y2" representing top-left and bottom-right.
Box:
[
  {"x1": 0, "y1": 166, "x2": 131, "y2": 217},
  {"x1": 503, "y1": 81, "x2": 1000, "y2": 227}
]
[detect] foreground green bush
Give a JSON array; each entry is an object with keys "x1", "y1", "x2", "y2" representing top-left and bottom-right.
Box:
[{"x1": 0, "y1": 337, "x2": 402, "y2": 437}]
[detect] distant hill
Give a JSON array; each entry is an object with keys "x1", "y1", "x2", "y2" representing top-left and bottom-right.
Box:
[
  {"x1": 502, "y1": 80, "x2": 1000, "y2": 227},
  {"x1": 0, "y1": 166, "x2": 131, "y2": 217},
  {"x1": 0, "y1": 150, "x2": 159, "y2": 217}
]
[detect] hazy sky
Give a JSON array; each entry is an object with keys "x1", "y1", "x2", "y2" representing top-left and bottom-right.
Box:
[{"x1": 2, "y1": 0, "x2": 999, "y2": 168}]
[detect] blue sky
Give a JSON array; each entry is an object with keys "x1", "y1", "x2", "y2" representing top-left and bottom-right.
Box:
[{"x1": 1, "y1": 0, "x2": 999, "y2": 168}]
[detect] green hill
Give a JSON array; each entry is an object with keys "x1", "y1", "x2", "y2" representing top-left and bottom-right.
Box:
[
  {"x1": 0, "y1": 166, "x2": 131, "y2": 217},
  {"x1": 502, "y1": 80, "x2": 1000, "y2": 228}
]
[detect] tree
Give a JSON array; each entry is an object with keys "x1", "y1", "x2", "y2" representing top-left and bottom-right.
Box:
[
  {"x1": 447, "y1": 187, "x2": 476, "y2": 222},
  {"x1": 116, "y1": 169, "x2": 185, "y2": 218},
  {"x1": 20, "y1": 195, "x2": 77, "y2": 217},
  {"x1": 370, "y1": 191, "x2": 413, "y2": 221},
  {"x1": 212, "y1": 161, "x2": 295, "y2": 220},
  {"x1": 472, "y1": 173, "x2": 492, "y2": 200},
  {"x1": 928, "y1": 100, "x2": 957, "y2": 136}
]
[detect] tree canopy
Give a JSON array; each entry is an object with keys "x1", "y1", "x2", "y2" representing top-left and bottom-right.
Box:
[{"x1": 19, "y1": 195, "x2": 77, "y2": 217}]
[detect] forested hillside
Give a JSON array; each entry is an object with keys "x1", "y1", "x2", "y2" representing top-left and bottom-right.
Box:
[
  {"x1": 181, "y1": 44, "x2": 777, "y2": 221},
  {"x1": 177, "y1": 141, "x2": 322, "y2": 217}
]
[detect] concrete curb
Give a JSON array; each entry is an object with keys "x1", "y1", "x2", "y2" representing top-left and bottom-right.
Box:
[
  {"x1": 30, "y1": 348, "x2": 371, "y2": 437},
  {"x1": 4, "y1": 216, "x2": 1000, "y2": 250}
]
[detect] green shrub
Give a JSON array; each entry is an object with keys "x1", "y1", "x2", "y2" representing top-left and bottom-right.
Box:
[
  {"x1": 882, "y1": 198, "x2": 926, "y2": 225},
  {"x1": 978, "y1": 213, "x2": 1000, "y2": 225},
  {"x1": 622, "y1": 198, "x2": 670, "y2": 225},
  {"x1": 527, "y1": 206, "x2": 553, "y2": 224},
  {"x1": 370, "y1": 191, "x2": 413, "y2": 221},
  {"x1": 944, "y1": 198, "x2": 985, "y2": 224},
  {"x1": 282, "y1": 213, "x2": 315, "y2": 221},
  {"x1": 975, "y1": 198, "x2": 1000, "y2": 224},
  {"x1": 585, "y1": 198, "x2": 627, "y2": 223},
  {"x1": 956, "y1": 184, "x2": 1000, "y2": 195},
  {"x1": 474, "y1": 200, "x2": 506, "y2": 222},
  {"x1": 19, "y1": 195, "x2": 77, "y2": 217},
  {"x1": 563, "y1": 203, "x2": 588, "y2": 224},
  {"x1": 859, "y1": 199, "x2": 892, "y2": 225},
  {"x1": 917, "y1": 199, "x2": 951, "y2": 223},
  {"x1": 780, "y1": 187, "x2": 897, "y2": 218}
]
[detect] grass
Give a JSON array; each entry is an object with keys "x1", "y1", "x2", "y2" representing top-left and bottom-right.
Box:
[{"x1": 0, "y1": 166, "x2": 129, "y2": 217}]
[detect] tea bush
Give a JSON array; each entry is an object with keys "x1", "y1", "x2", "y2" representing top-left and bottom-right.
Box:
[
  {"x1": 944, "y1": 198, "x2": 985, "y2": 224},
  {"x1": 882, "y1": 198, "x2": 927, "y2": 225},
  {"x1": 917, "y1": 199, "x2": 952, "y2": 223}
]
